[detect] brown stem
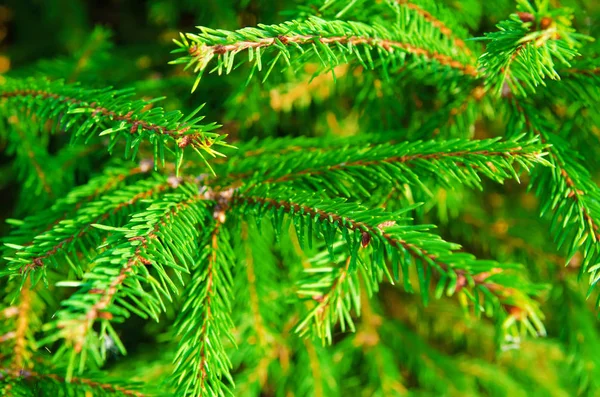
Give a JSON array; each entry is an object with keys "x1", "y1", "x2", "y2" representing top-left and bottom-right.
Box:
[
  {"x1": 233, "y1": 195, "x2": 501, "y2": 290},
  {"x1": 1, "y1": 90, "x2": 208, "y2": 147},
  {"x1": 262, "y1": 146, "x2": 532, "y2": 184},
  {"x1": 189, "y1": 34, "x2": 477, "y2": 76}
]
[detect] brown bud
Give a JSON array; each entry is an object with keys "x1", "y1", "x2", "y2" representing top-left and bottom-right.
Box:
[
  {"x1": 98, "y1": 311, "x2": 114, "y2": 320},
  {"x1": 361, "y1": 232, "x2": 371, "y2": 248},
  {"x1": 540, "y1": 16, "x2": 552, "y2": 30},
  {"x1": 517, "y1": 12, "x2": 535, "y2": 23}
]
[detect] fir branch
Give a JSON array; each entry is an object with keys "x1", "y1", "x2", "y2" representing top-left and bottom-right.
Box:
[
  {"x1": 3, "y1": 176, "x2": 173, "y2": 279},
  {"x1": 0, "y1": 367, "x2": 145, "y2": 397},
  {"x1": 171, "y1": 225, "x2": 235, "y2": 397},
  {"x1": 512, "y1": 100, "x2": 600, "y2": 285},
  {"x1": 233, "y1": 188, "x2": 546, "y2": 340},
  {"x1": 173, "y1": 16, "x2": 478, "y2": 91},
  {"x1": 41, "y1": 183, "x2": 210, "y2": 378},
  {"x1": 478, "y1": 2, "x2": 591, "y2": 96},
  {"x1": 393, "y1": 0, "x2": 475, "y2": 59},
  {"x1": 295, "y1": 244, "x2": 369, "y2": 341},
  {"x1": 225, "y1": 136, "x2": 549, "y2": 198},
  {"x1": 0, "y1": 78, "x2": 225, "y2": 170}
]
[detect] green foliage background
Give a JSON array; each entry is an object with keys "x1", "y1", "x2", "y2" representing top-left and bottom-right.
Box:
[{"x1": 1, "y1": 0, "x2": 600, "y2": 395}]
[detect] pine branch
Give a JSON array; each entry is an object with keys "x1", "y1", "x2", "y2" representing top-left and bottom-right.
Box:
[
  {"x1": 41, "y1": 183, "x2": 210, "y2": 378},
  {"x1": 0, "y1": 367, "x2": 146, "y2": 397},
  {"x1": 392, "y1": 0, "x2": 476, "y2": 59},
  {"x1": 232, "y1": 187, "x2": 546, "y2": 340},
  {"x1": 3, "y1": 176, "x2": 173, "y2": 280},
  {"x1": 478, "y1": 2, "x2": 591, "y2": 96},
  {"x1": 511, "y1": 101, "x2": 600, "y2": 290},
  {"x1": 172, "y1": 16, "x2": 478, "y2": 92},
  {"x1": 223, "y1": 136, "x2": 549, "y2": 198},
  {"x1": 171, "y1": 225, "x2": 235, "y2": 397},
  {"x1": 0, "y1": 77, "x2": 226, "y2": 171}
]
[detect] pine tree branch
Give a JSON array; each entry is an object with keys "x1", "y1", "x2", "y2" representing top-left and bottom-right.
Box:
[
  {"x1": 519, "y1": 105, "x2": 598, "y2": 231},
  {"x1": 40, "y1": 184, "x2": 210, "y2": 378},
  {"x1": 478, "y1": 4, "x2": 591, "y2": 96},
  {"x1": 394, "y1": 0, "x2": 474, "y2": 59},
  {"x1": 80, "y1": 195, "x2": 201, "y2": 334},
  {"x1": 173, "y1": 16, "x2": 478, "y2": 91},
  {"x1": 223, "y1": 136, "x2": 549, "y2": 198},
  {"x1": 513, "y1": 101, "x2": 600, "y2": 285},
  {"x1": 0, "y1": 78, "x2": 225, "y2": 170},
  {"x1": 171, "y1": 224, "x2": 235, "y2": 397},
  {"x1": 4, "y1": 177, "x2": 173, "y2": 278},
  {"x1": 233, "y1": 188, "x2": 546, "y2": 337},
  {"x1": 0, "y1": 367, "x2": 145, "y2": 397}
]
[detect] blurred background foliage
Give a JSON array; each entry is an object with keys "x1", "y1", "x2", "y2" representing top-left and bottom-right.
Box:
[{"x1": 1, "y1": 0, "x2": 600, "y2": 395}]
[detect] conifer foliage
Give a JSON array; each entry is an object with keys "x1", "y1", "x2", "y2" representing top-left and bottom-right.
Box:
[{"x1": 1, "y1": 0, "x2": 599, "y2": 395}]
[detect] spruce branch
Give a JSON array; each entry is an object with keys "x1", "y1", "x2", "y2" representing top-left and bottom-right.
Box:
[
  {"x1": 171, "y1": 225, "x2": 235, "y2": 397},
  {"x1": 392, "y1": 0, "x2": 476, "y2": 60},
  {"x1": 512, "y1": 100, "x2": 600, "y2": 287},
  {"x1": 478, "y1": 1, "x2": 592, "y2": 96},
  {"x1": 172, "y1": 16, "x2": 478, "y2": 92},
  {"x1": 3, "y1": 176, "x2": 173, "y2": 280},
  {"x1": 0, "y1": 77, "x2": 226, "y2": 172},
  {"x1": 0, "y1": 367, "x2": 146, "y2": 396},
  {"x1": 225, "y1": 136, "x2": 549, "y2": 198},
  {"x1": 41, "y1": 183, "x2": 210, "y2": 379},
  {"x1": 233, "y1": 187, "x2": 546, "y2": 341},
  {"x1": 295, "y1": 245, "x2": 369, "y2": 342}
]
